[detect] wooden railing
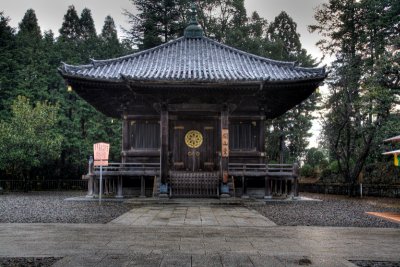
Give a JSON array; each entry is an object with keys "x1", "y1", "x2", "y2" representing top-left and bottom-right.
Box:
[
  {"x1": 228, "y1": 163, "x2": 267, "y2": 177},
  {"x1": 228, "y1": 163, "x2": 299, "y2": 198},
  {"x1": 266, "y1": 164, "x2": 299, "y2": 178},
  {"x1": 228, "y1": 163, "x2": 299, "y2": 178},
  {"x1": 92, "y1": 163, "x2": 160, "y2": 177}
]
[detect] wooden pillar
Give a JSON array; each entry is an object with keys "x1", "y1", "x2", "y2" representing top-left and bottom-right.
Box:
[
  {"x1": 116, "y1": 176, "x2": 123, "y2": 198},
  {"x1": 159, "y1": 105, "x2": 169, "y2": 196},
  {"x1": 122, "y1": 115, "x2": 129, "y2": 154},
  {"x1": 220, "y1": 106, "x2": 230, "y2": 197},
  {"x1": 140, "y1": 176, "x2": 146, "y2": 198},
  {"x1": 264, "y1": 178, "x2": 271, "y2": 199},
  {"x1": 86, "y1": 156, "x2": 94, "y2": 198},
  {"x1": 259, "y1": 115, "x2": 266, "y2": 164}
]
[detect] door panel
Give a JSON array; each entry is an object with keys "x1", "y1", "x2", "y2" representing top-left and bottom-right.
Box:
[{"x1": 170, "y1": 120, "x2": 217, "y2": 171}]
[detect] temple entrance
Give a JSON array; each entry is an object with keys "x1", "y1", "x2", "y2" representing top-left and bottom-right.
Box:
[
  {"x1": 170, "y1": 120, "x2": 218, "y2": 172},
  {"x1": 169, "y1": 119, "x2": 219, "y2": 197}
]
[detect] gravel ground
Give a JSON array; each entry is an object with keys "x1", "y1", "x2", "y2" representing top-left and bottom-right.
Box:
[
  {"x1": 0, "y1": 257, "x2": 61, "y2": 267},
  {"x1": 0, "y1": 191, "x2": 134, "y2": 223},
  {"x1": 1, "y1": 191, "x2": 399, "y2": 227},
  {"x1": 350, "y1": 260, "x2": 400, "y2": 267},
  {"x1": 252, "y1": 193, "x2": 400, "y2": 228}
]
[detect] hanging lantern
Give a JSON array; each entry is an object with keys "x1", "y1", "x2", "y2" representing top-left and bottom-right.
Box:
[
  {"x1": 67, "y1": 85, "x2": 73, "y2": 92},
  {"x1": 394, "y1": 154, "x2": 399, "y2": 167}
]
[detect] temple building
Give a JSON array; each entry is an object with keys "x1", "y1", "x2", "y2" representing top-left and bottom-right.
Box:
[{"x1": 59, "y1": 7, "x2": 326, "y2": 198}]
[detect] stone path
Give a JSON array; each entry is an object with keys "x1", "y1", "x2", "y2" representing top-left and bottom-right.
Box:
[
  {"x1": 110, "y1": 206, "x2": 276, "y2": 227},
  {"x1": 0, "y1": 204, "x2": 400, "y2": 266}
]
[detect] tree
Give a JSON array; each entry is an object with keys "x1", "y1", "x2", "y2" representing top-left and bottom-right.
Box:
[
  {"x1": 80, "y1": 8, "x2": 96, "y2": 40},
  {"x1": 11, "y1": 9, "x2": 51, "y2": 105},
  {"x1": 0, "y1": 12, "x2": 16, "y2": 119},
  {"x1": 59, "y1": 5, "x2": 81, "y2": 41},
  {"x1": 124, "y1": 0, "x2": 184, "y2": 50},
  {"x1": 99, "y1": 15, "x2": 127, "y2": 58},
  {"x1": 265, "y1": 11, "x2": 319, "y2": 163},
  {"x1": 0, "y1": 96, "x2": 62, "y2": 188},
  {"x1": 310, "y1": 0, "x2": 398, "y2": 195}
]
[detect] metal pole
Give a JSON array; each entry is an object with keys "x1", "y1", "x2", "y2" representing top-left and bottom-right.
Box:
[{"x1": 99, "y1": 166, "x2": 103, "y2": 204}]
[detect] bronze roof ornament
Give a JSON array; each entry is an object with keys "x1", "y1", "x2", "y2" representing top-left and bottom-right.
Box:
[{"x1": 184, "y1": 2, "x2": 203, "y2": 38}]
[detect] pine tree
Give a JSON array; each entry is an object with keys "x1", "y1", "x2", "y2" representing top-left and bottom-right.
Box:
[
  {"x1": 0, "y1": 12, "x2": 16, "y2": 119},
  {"x1": 265, "y1": 11, "x2": 319, "y2": 163},
  {"x1": 59, "y1": 5, "x2": 81, "y2": 41},
  {"x1": 13, "y1": 9, "x2": 49, "y2": 103},
  {"x1": 80, "y1": 8, "x2": 97, "y2": 40},
  {"x1": 124, "y1": 0, "x2": 183, "y2": 50},
  {"x1": 310, "y1": 0, "x2": 398, "y2": 195},
  {"x1": 99, "y1": 15, "x2": 126, "y2": 58}
]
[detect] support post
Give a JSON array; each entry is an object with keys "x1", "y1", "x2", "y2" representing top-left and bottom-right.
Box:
[
  {"x1": 86, "y1": 156, "x2": 94, "y2": 198},
  {"x1": 116, "y1": 176, "x2": 123, "y2": 198},
  {"x1": 264, "y1": 177, "x2": 272, "y2": 199},
  {"x1": 259, "y1": 114, "x2": 266, "y2": 164},
  {"x1": 220, "y1": 105, "x2": 230, "y2": 198},
  {"x1": 122, "y1": 114, "x2": 129, "y2": 152},
  {"x1": 241, "y1": 176, "x2": 249, "y2": 198},
  {"x1": 293, "y1": 163, "x2": 299, "y2": 198},
  {"x1": 159, "y1": 104, "x2": 169, "y2": 198},
  {"x1": 140, "y1": 176, "x2": 146, "y2": 198}
]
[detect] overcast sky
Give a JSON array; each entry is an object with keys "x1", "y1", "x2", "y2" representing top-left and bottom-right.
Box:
[{"x1": 2, "y1": 0, "x2": 329, "y2": 147}]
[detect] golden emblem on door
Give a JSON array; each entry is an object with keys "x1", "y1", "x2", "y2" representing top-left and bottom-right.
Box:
[{"x1": 185, "y1": 130, "x2": 203, "y2": 148}]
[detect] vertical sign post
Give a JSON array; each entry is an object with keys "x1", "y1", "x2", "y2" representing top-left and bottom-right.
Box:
[
  {"x1": 93, "y1": 142, "x2": 110, "y2": 204},
  {"x1": 221, "y1": 129, "x2": 229, "y2": 184}
]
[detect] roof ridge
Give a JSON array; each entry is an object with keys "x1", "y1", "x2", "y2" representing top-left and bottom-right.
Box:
[
  {"x1": 201, "y1": 36, "x2": 295, "y2": 67},
  {"x1": 90, "y1": 37, "x2": 185, "y2": 67}
]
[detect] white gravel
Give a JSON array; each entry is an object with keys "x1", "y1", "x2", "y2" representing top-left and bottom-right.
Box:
[
  {"x1": 0, "y1": 191, "x2": 134, "y2": 223},
  {"x1": 252, "y1": 193, "x2": 400, "y2": 228},
  {"x1": 1, "y1": 191, "x2": 399, "y2": 227}
]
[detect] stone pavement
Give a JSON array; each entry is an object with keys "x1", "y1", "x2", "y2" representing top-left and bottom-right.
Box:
[
  {"x1": 110, "y1": 206, "x2": 276, "y2": 227},
  {"x1": 0, "y1": 205, "x2": 399, "y2": 266}
]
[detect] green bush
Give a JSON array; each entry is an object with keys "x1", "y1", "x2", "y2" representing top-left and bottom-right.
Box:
[{"x1": 300, "y1": 164, "x2": 315, "y2": 178}]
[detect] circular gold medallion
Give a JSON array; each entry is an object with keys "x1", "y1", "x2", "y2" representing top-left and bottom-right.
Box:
[{"x1": 185, "y1": 130, "x2": 203, "y2": 148}]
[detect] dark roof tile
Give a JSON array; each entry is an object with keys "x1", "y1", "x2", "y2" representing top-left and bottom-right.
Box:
[{"x1": 59, "y1": 36, "x2": 326, "y2": 83}]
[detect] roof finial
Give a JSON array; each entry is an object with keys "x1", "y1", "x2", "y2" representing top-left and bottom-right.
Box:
[
  {"x1": 184, "y1": 1, "x2": 203, "y2": 38},
  {"x1": 189, "y1": 2, "x2": 198, "y2": 25}
]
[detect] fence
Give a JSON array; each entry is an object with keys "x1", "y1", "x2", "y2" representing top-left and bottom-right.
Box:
[
  {"x1": 299, "y1": 183, "x2": 400, "y2": 198},
  {"x1": 0, "y1": 179, "x2": 87, "y2": 192}
]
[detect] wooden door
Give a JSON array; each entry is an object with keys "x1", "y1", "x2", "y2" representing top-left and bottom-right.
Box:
[{"x1": 170, "y1": 120, "x2": 217, "y2": 172}]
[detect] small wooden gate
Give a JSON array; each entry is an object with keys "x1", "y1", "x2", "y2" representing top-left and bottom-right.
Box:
[{"x1": 169, "y1": 171, "x2": 219, "y2": 198}]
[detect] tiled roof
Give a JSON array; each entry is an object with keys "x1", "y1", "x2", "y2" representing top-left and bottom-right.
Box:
[{"x1": 59, "y1": 36, "x2": 326, "y2": 83}]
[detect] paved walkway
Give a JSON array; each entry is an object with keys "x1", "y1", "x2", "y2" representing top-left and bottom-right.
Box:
[
  {"x1": 110, "y1": 206, "x2": 276, "y2": 227},
  {"x1": 0, "y1": 205, "x2": 400, "y2": 266}
]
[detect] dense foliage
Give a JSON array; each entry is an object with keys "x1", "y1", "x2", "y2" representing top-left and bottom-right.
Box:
[
  {"x1": 0, "y1": 7, "x2": 129, "y2": 182},
  {"x1": 310, "y1": 0, "x2": 400, "y2": 193}
]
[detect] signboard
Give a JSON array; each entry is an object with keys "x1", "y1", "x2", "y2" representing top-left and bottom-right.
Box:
[
  {"x1": 93, "y1": 142, "x2": 110, "y2": 166},
  {"x1": 221, "y1": 129, "x2": 229, "y2": 157}
]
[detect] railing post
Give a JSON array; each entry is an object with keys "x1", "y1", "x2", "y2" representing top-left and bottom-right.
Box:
[
  {"x1": 85, "y1": 156, "x2": 95, "y2": 198},
  {"x1": 264, "y1": 164, "x2": 272, "y2": 199},
  {"x1": 140, "y1": 175, "x2": 146, "y2": 198},
  {"x1": 293, "y1": 163, "x2": 299, "y2": 197},
  {"x1": 116, "y1": 175, "x2": 123, "y2": 198}
]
